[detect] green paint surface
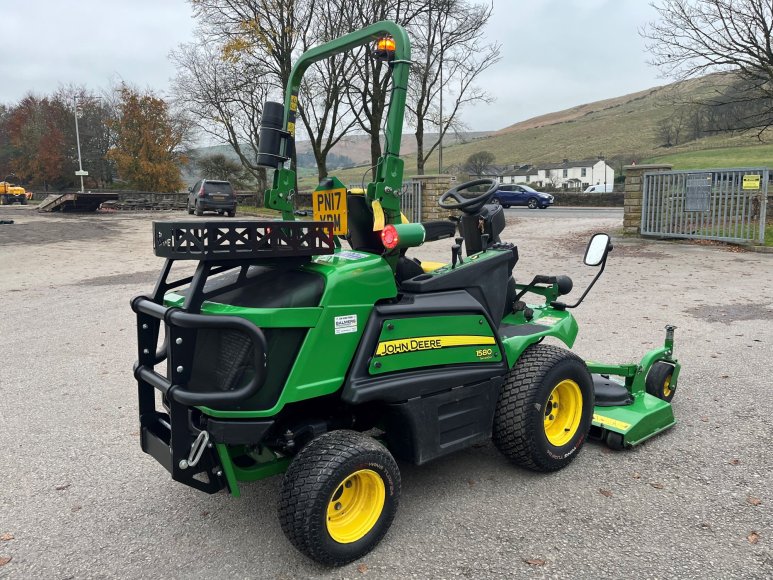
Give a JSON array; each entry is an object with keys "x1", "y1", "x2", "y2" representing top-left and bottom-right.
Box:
[
  {"x1": 192, "y1": 250, "x2": 396, "y2": 419},
  {"x1": 369, "y1": 314, "x2": 499, "y2": 375}
]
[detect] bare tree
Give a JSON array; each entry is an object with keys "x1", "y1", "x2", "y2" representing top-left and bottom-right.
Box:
[
  {"x1": 406, "y1": 0, "x2": 500, "y2": 174},
  {"x1": 295, "y1": 6, "x2": 360, "y2": 181},
  {"x1": 185, "y1": 0, "x2": 364, "y2": 184},
  {"x1": 332, "y1": 0, "x2": 429, "y2": 171},
  {"x1": 463, "y1": 150, "x2": 495, "y2": 176},
  {"x1": 195, "y1": 153, "x2": 253, "y2": 188},
  {"x1": 543, "y1": 169, "x2": 561, "y2": 191},
  {"x1": 190, "y1": 0, "x2": 317, "y2": 90},
  {"x1": 171, "y1": 40, "x2": 270, "y2": 191},
  {"x1": 642, "y1": 0, "x2": 773, "y2": 135}
]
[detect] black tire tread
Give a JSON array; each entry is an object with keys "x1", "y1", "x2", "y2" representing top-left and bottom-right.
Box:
[
  {"x1": 278, "y1": 430, "x2": 399, "y2": 566},
  {"x1": 646, "y1": 361, "x2": 675, "y2": 401},
  {"x1": 493, "y1": 343, "x2": 590, "y2": 472}
]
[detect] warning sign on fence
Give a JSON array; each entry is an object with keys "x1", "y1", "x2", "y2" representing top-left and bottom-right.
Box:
[{"x1": 742, "y1": 174, "x2": 761, "y2": 190}]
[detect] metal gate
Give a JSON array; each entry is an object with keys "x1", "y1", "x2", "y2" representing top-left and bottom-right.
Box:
[
  {"x1": 641, "y1": 168, "x2": 769, "y2": 244},
  {"x1": 400, "y1": 179, "x2": 423, "y2": 223}
]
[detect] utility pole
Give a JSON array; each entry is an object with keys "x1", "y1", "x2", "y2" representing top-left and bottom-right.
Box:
[
  {"x1": 73, "y1": 96, "x2": 85, "y2": 193},
  {"x1": 439, "y1": 44, "x2": 443, "y2": 174}
]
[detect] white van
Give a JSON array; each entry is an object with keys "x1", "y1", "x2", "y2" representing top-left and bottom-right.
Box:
[{"x1": 584, "y1": 184, "x2": 614, "y2": 193}]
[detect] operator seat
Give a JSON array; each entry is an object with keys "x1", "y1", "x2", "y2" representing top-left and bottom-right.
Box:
[
  {"x1": 345, "y1": 191, "x2": 457, "y2": 281},
  {"x1": 346, "y1": 193, "x2": 383, "y2": 254}
]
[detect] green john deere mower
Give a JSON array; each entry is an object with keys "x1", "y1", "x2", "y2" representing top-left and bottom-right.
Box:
[{"x1": 131, "y1": 21, "x2": 681, "y2": 566}]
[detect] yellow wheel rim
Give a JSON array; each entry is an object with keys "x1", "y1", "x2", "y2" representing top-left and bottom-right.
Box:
[
  {"x1": 543, "y1": 379, "x2": 583, "y2": 447},
  {"x1": 326, "y1": 469, "x2": 385, "y2": 544},
  {"x1": 662, "y1": 376, "x2": 672, "y2": 398}
]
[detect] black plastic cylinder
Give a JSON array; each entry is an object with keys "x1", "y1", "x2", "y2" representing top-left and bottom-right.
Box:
[{"x1": 256, "y1": 101, "x2": 287, "y2": 169}]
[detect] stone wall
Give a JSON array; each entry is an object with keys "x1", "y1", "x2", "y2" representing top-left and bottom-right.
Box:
[
  {"x1": 623, "y1": 164, "x2": 673, "y2": 235},
  {"x1": 409, "y1": 174, "x2": 454, "y2": 222}
]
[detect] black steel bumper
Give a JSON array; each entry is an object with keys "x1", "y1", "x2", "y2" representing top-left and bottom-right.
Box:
[{"x1": 131, "y1": 295, "x2": 269, "y2": 493}]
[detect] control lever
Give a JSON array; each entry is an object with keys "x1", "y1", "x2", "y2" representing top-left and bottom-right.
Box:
[
  {"x1": 481, "y1": 233, "x2": 490, "y2": 249},
  {"x1": 454, "y1": 237, "x2": 465, "y2": 264},
  {"x1": 451, "y1": 244, "x2": 461, "y2": 269}
]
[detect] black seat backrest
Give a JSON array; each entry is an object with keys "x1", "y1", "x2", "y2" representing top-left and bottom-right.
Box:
[
  {"x1": 346, "y1": 194, "x2": 383, "y2": 254},
  {"x1": 459, "y1": 204, "x2": 506, "y2": 255},
  {"x1": 400, "y1": 248, "x2": 518, "y2": 322}
]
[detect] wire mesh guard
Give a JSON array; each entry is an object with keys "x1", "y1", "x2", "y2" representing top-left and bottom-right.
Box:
[{"x1": 153, "y1": 220, "x2": 335, "y2": 260}]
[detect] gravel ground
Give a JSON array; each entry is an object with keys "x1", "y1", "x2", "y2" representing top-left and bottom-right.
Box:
[{"x1": 1, "y1": 205, "x2": 771, "y2": 579}]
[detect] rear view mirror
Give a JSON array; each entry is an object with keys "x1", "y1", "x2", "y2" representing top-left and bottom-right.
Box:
[{"x1": 585, "y1": 233, "x2": 611, "y2": 266}]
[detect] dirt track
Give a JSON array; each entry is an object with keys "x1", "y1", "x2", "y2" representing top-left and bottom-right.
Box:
[{"x1": 1, "y1": 204, "x2": 772, "y2": 579}]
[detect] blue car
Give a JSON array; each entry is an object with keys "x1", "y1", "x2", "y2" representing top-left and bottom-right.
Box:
[{"x1": 491, "y1": 184, "x2": 554, "y2": 209}]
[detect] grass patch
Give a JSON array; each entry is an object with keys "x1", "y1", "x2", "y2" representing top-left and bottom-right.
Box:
[
  {"x1": 646, "y1": 143, "x2": 773, "y2": 170},
  {"x1": 237, "y1": 205, "x2": 278, "y2": 218},
  {"x1": 766, "y1": 223, "x2": 773, "y2": 246}
]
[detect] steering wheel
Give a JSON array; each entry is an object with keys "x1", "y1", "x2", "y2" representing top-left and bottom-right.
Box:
[{"x1": 438, "y1": 178, "x2": 498, "y2": 214}]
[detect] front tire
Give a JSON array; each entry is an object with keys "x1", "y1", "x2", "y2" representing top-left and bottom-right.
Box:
[
  {"x1": 493, "y1": 344, "x2": 594, "y2": 471},
  {"x1": 279, "y1": 430, "x2": 401, "y2": 566},
  {"x1": 527, "y1": 198, "x2": 538, "y2": 209},
  {"x1": 646, "y1": 361, "x2": 676, "y2": 402}
]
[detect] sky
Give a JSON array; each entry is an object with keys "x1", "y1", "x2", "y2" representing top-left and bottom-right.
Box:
[{"x1": 1, "y1": 0, "x2": 666, "y2": 132}]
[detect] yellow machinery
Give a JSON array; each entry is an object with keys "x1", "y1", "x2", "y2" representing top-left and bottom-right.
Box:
[{"x1": 0, "y1": 176, "x2": 32, "y2": 205}]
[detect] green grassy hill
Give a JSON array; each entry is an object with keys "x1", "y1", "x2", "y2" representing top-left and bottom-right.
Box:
[
  {"x1": 645, "y1": 142, "x2": 773, "y2": 169},
  {"x1": 194, "y1": 73, "x2": 773, "y2": 189},
  {"x1": 316, "y1": 73, "x2": 773, "y2": 188}
]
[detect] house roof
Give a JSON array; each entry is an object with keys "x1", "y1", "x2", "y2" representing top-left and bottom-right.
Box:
[
  {"x1": 540, "y1": 159, "x2": 605, "y2": 170},
  {"x1": 501, "y1": 164, "x2": 538, "y2": 176}
]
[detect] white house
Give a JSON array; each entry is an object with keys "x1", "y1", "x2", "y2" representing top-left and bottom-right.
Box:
[
  {"x1": 469, "y1": 158, "x2": 615, "y2": 191},
  {"x1": 536, "y1": 159, "x2": 614, "y2": 191},
  {"x1": 500, "y1": 164, "x2": 539, "y2": 184}
]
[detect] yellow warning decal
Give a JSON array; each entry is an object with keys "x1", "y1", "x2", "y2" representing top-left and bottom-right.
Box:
[
  {"x1": 593, "y1": 413, "x2": 631, "y2": 431},
  {"x1": 742, "y1": 174, "x2": 760, "y2": 190},
  {"x1": 287, "y1": 122, "x2": 295, "y2": 136},
  {"x1": 375, "y1": 335, "x2": 495, "y2": 357},
  {"x1": 289, "y1": 95, "x2": 298, "y2": 112}
]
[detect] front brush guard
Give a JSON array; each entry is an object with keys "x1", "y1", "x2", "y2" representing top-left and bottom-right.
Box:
[{"x1": 131, "y1": 295, "x2": 268, "y2": 493}]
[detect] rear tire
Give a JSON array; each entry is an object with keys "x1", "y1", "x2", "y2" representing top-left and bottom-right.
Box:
[
  {"x1": 195, "y1": 204, "x2": 203, "y2": 217},
  {"x1": 646, "y1": 361, "x2": 676, "y2": 402},
  {"x1": 187, "y1": 203, "x2": 194, "y2": 215},
  {"x1": 527, "y1": 198, "x2": 538, "y2": 209},
  {"x1": 493, "y1": 344, "x2": 594, "y2": 471},
  {"x1": 227, "y1": 210, "x2": 235, "y2": 217},
  {"x1": 279, "y1": 430, "x2": 400, "y2": 566}
]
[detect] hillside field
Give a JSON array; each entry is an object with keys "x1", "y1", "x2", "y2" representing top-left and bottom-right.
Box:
[
  {"x1": 301, "y1": 75, "x2": 773, "y2": 187},
  {"x1": 645, "y1": 142, "x2": 773, "y2": 169}
]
